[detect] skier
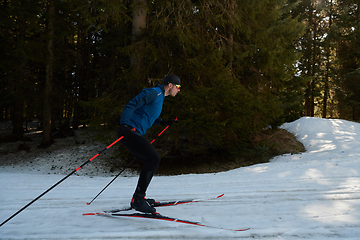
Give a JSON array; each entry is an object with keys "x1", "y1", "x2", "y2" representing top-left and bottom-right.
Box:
[{"x1": 118, "y1": 74, "x2": 181, "y2": 214}]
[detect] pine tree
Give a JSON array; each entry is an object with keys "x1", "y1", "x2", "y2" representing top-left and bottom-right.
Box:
[
  {"x1": 125, "y1": 0, "x2": 305, "y2": 157},
  {"x1": 0, "y1": 0, "x2": 45, "y2": 140},
  {"x1": 294, "y1": 0, "x2": 324, "y2": 117},
  {"x1": 335, "y1": 0, "x2": 360, "y2": 120}
]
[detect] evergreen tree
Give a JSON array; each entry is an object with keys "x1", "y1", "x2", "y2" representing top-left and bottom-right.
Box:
[
  {"x1": 294, "y1": 0, "x2": 324, "y2": 117},
  {"x1": 95, "y1": 0, "x2": 305, "y2": 159},
  {"x1": 0, "y1": 0, "x2": 45, "y2": 139},
  {"x1": 335, "y1": 0, "x2": 360, "y2": 120}
]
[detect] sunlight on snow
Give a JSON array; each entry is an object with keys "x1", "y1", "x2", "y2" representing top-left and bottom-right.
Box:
[
  {"x1": 304, "y1": 200, "x2": 357, "y2": 224},
  {"x1": 301, "y1": 119, "x2": 358, "y2": 155},
  {"x1": 309, "y1": 139, "x2": 337, "y2": 153},
  {"x1": 247, "y1": 165, "x2": 268, "y2": 173},
  {"x1": 303, "y1": 178, "x2": 360, "y2": 224},
  {"x1": 277, "y1": 170, "x2": 293, "y2": 178},
  {"x1": 301, "y1": 134, "x2": 308, "y2": 141},
  {"x1": 316, "y1": 132, "x2": 327, "y2": 138},
  {"x1": 332, "y1": 120, "x2": 357, "y2": 148},
  {"x1": 330, "y1": 177, "x2": 360, "y2": 196},
  {"x1": 302, "y1": 171, "x2": 360, "y2": 224},
  {"x1": 301, "y1": 168, "x2": 331, "y2": 185}
]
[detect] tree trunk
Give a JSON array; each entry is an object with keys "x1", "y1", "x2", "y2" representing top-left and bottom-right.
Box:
[
  {"x1": 12, "y1": 93, "x2": 24, "y2": 140},
  {"x1": 130, "y1": 0, "x2": 147, "y2": 70},
  {"x1": 226, "y1": 0, "x2": 235, "y2": 72},
  {"x1": 354, "y1": 2, "x2": 360, "y2": 121},
  {"x1": 304, "y1": 4, "x2": 316, "y2": 117},
  {"x1": 12, "y1": 18, "x2": 27, "y2": 140},
  {"x1": 322, "y1": 1, "x2": 333, "y2": 119},
  {"x1": 40, "y1": 1, "x2": 55, "y2": 147},
  {"x1": 73, "y1": 17, "x2": 84, "y2": 130}
]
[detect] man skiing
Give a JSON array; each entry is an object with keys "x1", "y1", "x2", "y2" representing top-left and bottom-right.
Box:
[{"x1": 118, "y1": 74, "x2": 181, "y2": 214}]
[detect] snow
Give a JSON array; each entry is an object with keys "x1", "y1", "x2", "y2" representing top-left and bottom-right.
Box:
[{"x1": 1, "y1": 117, "x2": 360, "y2": 239}]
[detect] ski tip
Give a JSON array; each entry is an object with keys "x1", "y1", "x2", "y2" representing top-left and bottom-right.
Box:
[
  {"x1": 86, "y1": 202, "x2": 90, "y2": 205},
  {"x1": 83, "y1": 213, "x2": 96, "y2": 216},
  {"x1": 235, "y1": 228, "x2": 250, "y2": 231},
  {"x1": 217, "y1": 194, "x2": 224, "y2": 198},
  {"x1": 96, "y1": 212, "x2": 107, "y2": 216}
]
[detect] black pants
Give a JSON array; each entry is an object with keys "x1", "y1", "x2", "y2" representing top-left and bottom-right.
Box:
[{"x1": 118, "y1": 125, "x2": 160, "y2": 196}]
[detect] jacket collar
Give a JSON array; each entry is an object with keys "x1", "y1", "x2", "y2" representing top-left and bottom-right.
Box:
[{"x1": 156, "y1": 84, "x2": 165, "y2": 94}]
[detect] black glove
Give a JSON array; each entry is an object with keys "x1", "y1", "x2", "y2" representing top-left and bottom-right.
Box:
[{"x1": 160, "y1": 118, "x2": 177, "y2": 127}]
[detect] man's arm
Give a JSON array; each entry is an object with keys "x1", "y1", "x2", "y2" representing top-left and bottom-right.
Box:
[{"x1": 120, "y1": 89, "x2": 158, "y2": 124}]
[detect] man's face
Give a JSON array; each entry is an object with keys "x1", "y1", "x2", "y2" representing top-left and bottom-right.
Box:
[{"x1": 169, "y1": 83, "x2": 181, "y2": 97}]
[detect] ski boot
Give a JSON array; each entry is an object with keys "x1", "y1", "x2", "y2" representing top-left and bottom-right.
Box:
[{"x1": 131, "y1": 193, "x2": 156, "y2": 214}]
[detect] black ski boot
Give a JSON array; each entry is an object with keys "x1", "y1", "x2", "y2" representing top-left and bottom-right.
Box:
[
  {"x1": 131, "y1": 193, "x2": 156, "y2": 214},
  {"x1": 145, "y1": 198, "x2": 156, "y2": 206}
]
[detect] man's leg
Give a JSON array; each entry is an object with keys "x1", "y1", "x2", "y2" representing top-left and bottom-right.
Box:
[{"x1": 118, "y1": 126, "x2": 160, "y2": 213}]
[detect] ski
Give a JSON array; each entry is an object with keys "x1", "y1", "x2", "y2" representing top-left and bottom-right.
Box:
[
  {"x1": 154, "y1": 193, "x2": 224, "y2": 207},
  {"x1": 103, "y1": 193, "x2": 224, "y2": 213},
  {"x1": 83, "y1": 212, "x2": 249, "y2": 232}
]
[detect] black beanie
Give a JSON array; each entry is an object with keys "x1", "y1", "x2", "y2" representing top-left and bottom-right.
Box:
[{"x1": 163, "y1": 74, "x2": 181, "y2": 85}]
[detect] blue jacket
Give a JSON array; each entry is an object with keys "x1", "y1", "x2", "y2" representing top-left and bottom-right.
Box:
[{"x1": 120, "y1": 84, "x2": 165, "y2": 135}]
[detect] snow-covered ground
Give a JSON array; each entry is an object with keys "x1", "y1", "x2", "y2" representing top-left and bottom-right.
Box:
[{"x1": 1, "y1": 117, "x2": 360, "y2": 239}]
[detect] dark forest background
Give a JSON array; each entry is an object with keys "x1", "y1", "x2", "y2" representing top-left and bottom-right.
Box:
[{"x1": 1, "y1": 0, "x2": 360, "y2": 165}]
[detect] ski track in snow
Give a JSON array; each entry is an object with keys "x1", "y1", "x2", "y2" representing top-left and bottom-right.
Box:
[{"x1": 1, "y1": 117, "x2": 360, "y2": 239}]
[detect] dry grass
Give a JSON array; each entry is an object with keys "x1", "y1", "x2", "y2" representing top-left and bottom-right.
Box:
[{"x1": 156, "y1": 128, "x2": 305, "y2": 175}]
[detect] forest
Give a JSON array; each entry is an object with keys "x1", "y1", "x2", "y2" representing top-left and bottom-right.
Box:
[{"x1": 1, "y1": 0, "x2": 360, "y2": 164}]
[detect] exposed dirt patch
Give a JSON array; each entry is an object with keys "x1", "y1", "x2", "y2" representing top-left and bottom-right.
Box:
[
  {"x1": 0, "y1": 124, "x2": 136, "y2": 177},
  {"x1": 155, "y1": 128, "x2": 306, "y2": 175},
  {"x1": 0, "y1": 121, "x2": 305, "y2": 177}
]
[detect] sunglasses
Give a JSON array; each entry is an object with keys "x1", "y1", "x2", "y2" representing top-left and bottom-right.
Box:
[{"x1": 172, "y1": 83, "x2": 181, "y2": 89}]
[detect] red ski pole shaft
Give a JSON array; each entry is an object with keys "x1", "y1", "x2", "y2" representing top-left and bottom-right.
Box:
[
  {"x1": 0, "y1": 136, "x2": 124, "y2": 228},
  {"x1": 151, "y1": 117, "x2": 178, "y2": 144},
  {"x1": 151, "y1": 126, "x2": 168, "y2": 144}
]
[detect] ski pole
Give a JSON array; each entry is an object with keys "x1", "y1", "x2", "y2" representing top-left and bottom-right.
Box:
[
  {"x1": 0, "y1": 135, "x2": 124, "y2": 228},
  {"x1": 86, "y1": 120, "x2": 176, "y2": 205},
  {"x1": 86, "y1": 158, "x2": 135, "y2": 205}
]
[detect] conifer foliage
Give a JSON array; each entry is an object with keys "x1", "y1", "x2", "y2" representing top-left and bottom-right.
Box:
[{"x1": 2, "y1": 0, "x2": 356, "y2": 162}]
